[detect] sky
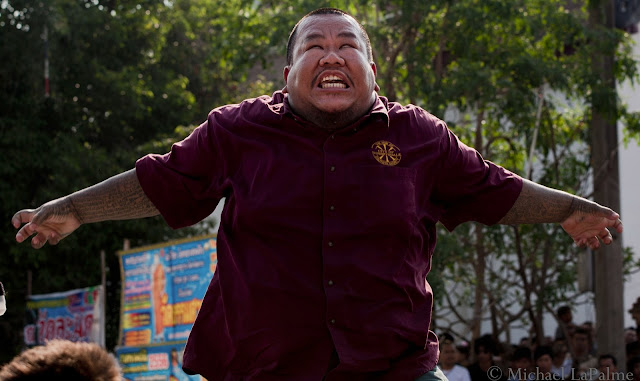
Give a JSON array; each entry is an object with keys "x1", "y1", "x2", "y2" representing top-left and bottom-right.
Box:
[{"x1": 619, "y1": 31, "x2": 640, "y2": 328}]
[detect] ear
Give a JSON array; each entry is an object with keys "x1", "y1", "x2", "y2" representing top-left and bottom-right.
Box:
[
  {"x1": 371, "y1": 63, "x2": 380, "y2": 92},
  {"x1": 283, "y1": 66, "x2": 291, "y2": 93}
]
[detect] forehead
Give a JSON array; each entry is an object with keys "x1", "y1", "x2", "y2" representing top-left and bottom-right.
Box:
[{"x1": 295, "y1": 14, "x2": 363, "y2": 44}]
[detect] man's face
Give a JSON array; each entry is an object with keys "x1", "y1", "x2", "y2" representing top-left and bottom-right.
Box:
[
  {"x1": 476, "y1": 346, "x2": 492, "y2": 362},
  {"x1": 439, "y1": 343, "x2": 458, "y2": 368},
  {"x1": 512, "y1": 357, "x2": 531, "y2": 372},
  {"x1": 598, "y1": 358, "x2": 617, "y2": 380},
  {"x1": 572, "y1": 333, "x2": 589, "y2": 353},
  {"x1": 284, "y1": 14, "x2": 377, "y2": 125},
  {"x1": 536, "y1": 354, "x2": 552, "y2": 373},
  {"x1": 598, "y1": 358, "x2": 616, "y2": 373},
  {"x1": 633, "y1": 362, "x2": 640, "y2": 378},
  {"x1": 624, "y1": 329, "x2": 637, "y2": 344}
]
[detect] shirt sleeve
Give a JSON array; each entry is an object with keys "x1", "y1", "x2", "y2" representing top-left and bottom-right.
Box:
[
  {"x1": 135, "y1": 117, "x2": 228, "y2": 229},
  {"x1": 434, "y1": 123, "x2": 523, "y2": 231}
]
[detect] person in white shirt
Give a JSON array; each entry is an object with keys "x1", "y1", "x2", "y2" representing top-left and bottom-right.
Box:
[
  {"x1": 440, "y1": 339, "x2": 472, "y2": 381},
  {"x1": 551, "y1": 339, "x2": 572, "y2": 379}
]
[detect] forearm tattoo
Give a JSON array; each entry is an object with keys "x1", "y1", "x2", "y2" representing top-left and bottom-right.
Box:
[
  {"x1": 68, "y1": 169, "x2": 159, "y2": 224},
  {"x1": 499, "y1": 180, "x2": 576, "y2": 225}
]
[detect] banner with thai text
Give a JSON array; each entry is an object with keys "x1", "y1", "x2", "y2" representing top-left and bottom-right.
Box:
[
  {"x1": 23, "y1": 285, "x2": 104, "y2": 347},
  {"x1": 117, "y1": 234, "x2": 217, "y2": 347},
  {"x1": 117, "y1": 343, "x2": 204, "y2": 381}
]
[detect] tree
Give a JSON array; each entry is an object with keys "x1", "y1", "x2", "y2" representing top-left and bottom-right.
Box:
[
  {"x1": 0, "y1": 0, "x2": 271, "y2": 360},
  {"x1": 2, "y1": 0, "x2": 639, "y2": 363}
]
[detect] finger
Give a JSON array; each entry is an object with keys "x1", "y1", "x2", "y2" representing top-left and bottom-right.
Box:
[
  {"x1": 32, "y1": 232, "x2": 48, "y2": 249},
  {"x1": 11, "y1": 209, "x2": 36, "y2": 229},
  {"x1": 587, "y1": 236, "x2": 601, "y2": 250},
  {"x1": 15, "y1": 223, "x2": 38, "y2": 243},
  {"x1": 612, "y1": 218, "x2": 623, "y2": 234},
  {"x1": 598, "y1": 228, "x2": 612, "y2": 244},
  {"x1": 49, "y1": 233, "x2": 62, "y2": 246},
  {"x1": 606, "y1": 210, "x2": 620, "y2": 220}
]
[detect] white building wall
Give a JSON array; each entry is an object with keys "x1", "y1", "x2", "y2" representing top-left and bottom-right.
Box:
[{"x1": 620, "y1": 31, "x2": 640, "y2": 329}]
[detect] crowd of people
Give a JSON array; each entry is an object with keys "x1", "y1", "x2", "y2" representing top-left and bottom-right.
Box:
[{"x1": 439, "y1": 307, "x2": 640, "y2": 381}]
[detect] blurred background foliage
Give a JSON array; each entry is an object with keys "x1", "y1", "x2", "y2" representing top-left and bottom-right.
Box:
[{"x1": 1, "y1": 0, "x2": 639, "y2": 361}]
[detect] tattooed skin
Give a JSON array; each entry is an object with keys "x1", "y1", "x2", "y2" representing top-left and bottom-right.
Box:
[
  {"x1": 12, "y1": 169, "x2": 159, "y2": 249},
  {"x1": 67, "y1": 169, "x2": 159, "y2": 224},
  {"x1": 498, "y1": 179, "x2": 608, "y2": 225}
]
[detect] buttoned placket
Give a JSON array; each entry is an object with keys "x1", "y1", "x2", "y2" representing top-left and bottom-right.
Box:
[
  {"x1": 320, "y1": 118, "x2": 383, "y2": 336},
  {"x1": 323, "y1": 132, "x2": 340, "y2": 330}
]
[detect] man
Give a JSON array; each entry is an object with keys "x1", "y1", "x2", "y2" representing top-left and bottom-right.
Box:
[
  {"x1": 550, "y1": 339, "x2": 572, "y2": 379},
  {"x1": 597, "y1": 354, "x2": 618, "y2": 381},
  {"x1": 11, "y1": 8, "x2": 623, "y2": 381},
  {"x1": 572, "y1": 327, "x2": 598, "y2": 377},
  {"x1": 439, "y1": 339, "x2": 471, "y2": 381},
  {"x1": 534, "y1": 346, "x2": 554, "y2": 379},
  {"x1": 0, "y1": 339, "x2": 121, "y2": 380},
  {"x1": 555, "y1": 305, "x2": 576, "y2": 340},
  {"x1": 507, "y1": 346, "x2": 532, "y2": 381},
  {"x1": 628, "y1": 356, "x2": 640, "y2": 381},
  {"x1": 468, "y1": 335, "x2": 506, "y2": 381}
]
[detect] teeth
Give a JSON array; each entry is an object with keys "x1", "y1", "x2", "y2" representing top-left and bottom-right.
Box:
[
  {"x1": 321, "y1": 75, "x2": 342, "y2": 82},
  {"x1": 319, "y1": 74, "x2": 347, "y2": 89},
  {"x1": 320, "y1": 82, "x2": 347, "y2": 89}
]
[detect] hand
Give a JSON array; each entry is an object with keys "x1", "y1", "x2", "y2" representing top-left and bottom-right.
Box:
[
  {"x1": 12, "y1": 197, "x2": 82, "y2": 249},
  {"x1": 560, "y1": 202, "x2": 623, "y2": 249}
]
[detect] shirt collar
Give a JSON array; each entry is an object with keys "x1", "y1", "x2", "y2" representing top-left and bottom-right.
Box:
[{"x1": 278, "y1": 91, "x2": 390, "y2": 129}]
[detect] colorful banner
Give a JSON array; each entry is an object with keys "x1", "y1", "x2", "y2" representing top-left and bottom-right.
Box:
[
  {"x1": 23, "y1": 285, "x2": 104, "y2": 347},
  {"x1": 117, "y1": 234, "x2": 217, "y2": 347},
  {"x1": 118, "y1": 343, "x2": 204, "y2": 381}
]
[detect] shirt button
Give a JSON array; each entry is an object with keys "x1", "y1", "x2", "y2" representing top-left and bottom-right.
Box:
[
  {"x1": 328, "y1": 241, "x2": 334, "y2": 247},
  {"x1": 331, "y1": 135, "x2": 335, "y2": 140},
  {"x1": 328, "y1": 280, "x2": 334, "y2": 286},
  {"x1": 330, "y1": 166, "x2": 336, "y2": 172},
  {"x1": 330, "y1": 319, "x2": 336, "y2": 325},
  {"x1": 329, "y1": 205, "x2": 335, "y2": 211}
]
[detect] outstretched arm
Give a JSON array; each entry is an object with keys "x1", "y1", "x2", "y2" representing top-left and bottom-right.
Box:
[
  {"x1": 12, "y1": 169, "x2": 159, "y2": 249},
  {"x1": 498, "y1": 179, "x2": 623, "y2": 249}
]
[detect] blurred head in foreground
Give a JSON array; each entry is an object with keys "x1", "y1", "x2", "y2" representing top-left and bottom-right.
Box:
[{"x1": 0, "y1": 339, "x2": 121, "y2": 381}]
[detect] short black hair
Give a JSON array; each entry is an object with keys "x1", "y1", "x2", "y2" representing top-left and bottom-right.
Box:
[
  {"x1": 573, "y1": 327, "x2": 590, "y2": 337},
  {"x1": 286, "y1": 8, "x2": 373, "y2": 66},
  {"x1": 557, "y1": 305, "x2": 571, "y2": 316},
  {"x1": 440, "y1": 332, "x2": 455, "y2": 342},
  {"x1": 599, "y1": 354, "x2": 617, "y2": 366},
  {"x1": 511, "y1": 346, "x2": 532, "y2": 362},
  {"x1": 474, "y1": 334, "x2": 498, "y2": 355},
  {"x1": 534, "y1": 345, "x2": 553, "y2": 362}
]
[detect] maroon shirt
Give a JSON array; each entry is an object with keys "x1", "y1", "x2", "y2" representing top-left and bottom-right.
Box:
[{"x1": 136, "y1": 91, "x2": 523, "y2": 381}]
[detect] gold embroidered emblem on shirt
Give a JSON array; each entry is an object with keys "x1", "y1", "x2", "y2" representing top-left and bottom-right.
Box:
[{"x1": 371, "y1": 140, "x2": 401, "y2": 166}]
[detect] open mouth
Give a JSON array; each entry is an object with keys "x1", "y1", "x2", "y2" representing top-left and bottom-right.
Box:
[{"x1": 319, "y1": 74, "x2": 349, "y2": 89}]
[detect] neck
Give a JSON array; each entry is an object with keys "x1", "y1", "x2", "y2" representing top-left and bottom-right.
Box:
[
  {"x1": 287, "y1": 94, "x2": 376, "y2": 130},
  {"x1": 441, "y1": 363, "x2": 455, "y2": 371},
  {"x1": 306, "y1": 111, "x2": 359, "y2": 130}
]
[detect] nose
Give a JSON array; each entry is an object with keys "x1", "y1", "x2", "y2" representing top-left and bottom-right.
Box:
[{"x1": 320, "y1": 50, "x2": 345, "y2": 66}]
